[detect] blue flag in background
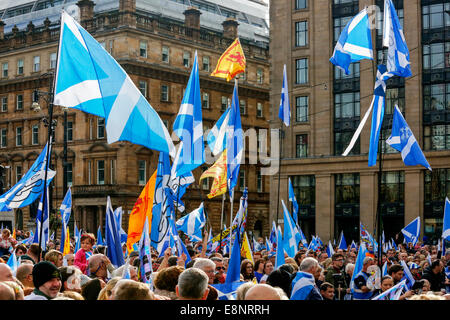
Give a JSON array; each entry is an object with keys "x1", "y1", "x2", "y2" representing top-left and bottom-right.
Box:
[
  {"x1": 207, "y1": 107, "x2": 230, "y2": 156},
  {"x1": 59, "y1": 188, "x2": 72, "y2": 253},
  {"x1": 74, "y1": 222, "x2": 80, "y2": 253},
  {"x1": 350, "y1": 243, "x2": 368, "y2": 293},
  {"x1": 105, "y1": 196, "x2": 125, "y2": 268},
  {"x1": 330, "y1": 8, "x2": 373, "y2": 75},
  {"x1": 33, "y1": 186, "x2": 50, "y2": 250},
  {"x1": 327, "y1": 241, "x2": 335, "y2": 258},
  {"x1": 281, "y1": 200, "x2": 299, "y2": 258},
  {"x1": 139, "y1": 217, "x2": 153, "y2": 284},
  {"x1": 288, "y1": 178, "x2": 299, "y2": 225},
  {"x1": 401, "y1": 217, "x2": 420, "y2": 246},
  {"x1": 275, "y1": 226, "x2": 285, "y2": 269},
  {"x1": 97, "y1": 226, "x2": 104, "y2": 246},
  {"x1": 54, "y1": 11, "x2": 175, "y2": 157},
  {"x1": 443, "y1": 198, "x2": 450, "y2": 241},
  {"x1": 176, "y1": 203, "x2": 206, "y2": 242},
  {"x1": 278, "y1": 64, "x2": 290, "y2": 126},
  {"x1": 338, "y1": 231, "x2": 348, "y2": 250}
]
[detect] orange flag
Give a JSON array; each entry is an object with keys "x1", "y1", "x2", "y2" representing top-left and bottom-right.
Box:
[
  {"x1": 12, "y1": 228, "x2": 16, "y2": 239},
  {"x1": 199, "y1": 150, "x2": 227, "y2": 199},
  {"x1": 63, "y1": 227, "x2": 71, "y2": 255},
  {"x1": 211, "y1": 38, "x2": 246, "y2": 81},
  {"x1": 126, "y1": 170, "x2": 157, "y2": 251}
]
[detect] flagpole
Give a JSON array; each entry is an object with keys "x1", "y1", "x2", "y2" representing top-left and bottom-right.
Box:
[
  {"x1": 219, "y1": 192, "x2": 225, "y2": 254},
  {"x1": 275, "y1": 127, "x2": 282, "y2": 226}
]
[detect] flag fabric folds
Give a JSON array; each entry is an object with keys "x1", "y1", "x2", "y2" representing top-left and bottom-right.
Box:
[
  {"x1": 288, "y1": 178, "x2": 299, "y2": 225},
  {"x1": 338, "y1": 231, "x2": 348, "y2": 250},
  {"x1": 241, "y1": 232, "x2": 254, "y2": 264},
  {"x1": 350, "y1": 243, "x2": 368, "y2": 293},
  {"x1": 327, "y1": 241, "x2": 335, "y2": 258},
  {"x1": 169, "y1": 170, "x2": 194, "y2": 213},
  {"x1": 225, "y1": 226, "x2": 242, "y2": 284},
  {"x1": 290, "y1": 271, "x2": 316, "y2": 300},
  {"x1": 59, "y1": 187, "x2": 72, "y2": 253},
  {"x1": 386, "y1": 106, "x2": 431, "y2": 171},
  {"x1": 7, "y1": 251, "x2": 18, "y2": 275},
  {"x1": 443, "y1": 198, "x2": 450, "y2": 241},
  {"x1": 54, "y1": 11, "x2": 174, "y2": 157},
  {"x1": 211, "y1": 38, "x2": 246, "y2": 82},
  {"x1": 126, "y1": 170, "x2": 157, "y2": 251},
  {"x1": 74, "y1": 223, "x2": 80, "y2": 253},
  {"x1": 330, "y1": 8, "x2": 373, "y2": 75},
  {"x1": 401, "y1": 216, "x2": 420, "y2": 246},
  {"x1": 199, "y1": 150, "x2": 228, "y2": 199},
  {"x1": 96, "y1": 226, "x2": 104, "y2": 246},
  {"x1": 275, "y1": 226, "x2": 285, "y2": 269},
  {"x1": 278, "y1": 64, "x2": 290, "y2": 127},
  {"x1": 139, "y1": 217, "x2": 153, "y2": 284},
  {"x1": 207, "y1": 107, "x2": 231, "y2": 156},
  {"x1": 63, "y1": 226, "x2": 70, "y2": 256},
  {"x1": 176, "y1": 202, "x2": 206, "y2": 242},
  {"x1": 172, "y1": 51, "x2": 204, "y2": 177},
  {"x1": 33, "y1": 186, "x2": 50, "y2": 250},
  {"x1": 281, "y1": 200, "x2": 300, "y2": 258},
  {"x1": 400, "y1": 260, "x2": 415, "y2": 290},
  {"x1": 105, "y1": 196, "x2": 125, "y2": 268},
  {"x1": 372, "y1": 279, "x2": 406, "y2": 300}
]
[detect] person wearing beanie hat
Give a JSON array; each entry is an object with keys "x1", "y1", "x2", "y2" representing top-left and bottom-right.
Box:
[{"x1": 24, "y1": 261, "x2": 62, "y2": 300}]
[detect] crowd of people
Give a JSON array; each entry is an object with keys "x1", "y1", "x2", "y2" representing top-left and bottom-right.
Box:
[{"x1": 0, "y1": 227, "x2": 449, "y2": 301}]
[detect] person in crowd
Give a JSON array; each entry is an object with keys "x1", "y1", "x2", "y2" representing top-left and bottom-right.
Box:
[
  {"x1": 235, "y1": 282, "x2": 256, "y2": 300},
  {"x1": 409, "y1": 263, "x2": 422, "y2": 281},
  {"x1": 0, "y1": 282, "x2": 15, "y2": 300},
  {"x1": 372, "y1": 275, "x2": 394, "y2": 299},
  {"x1": 290, "y1": 257, "x2": 323, "y2": 300},
  {"x1": 44, "y1": 249, "x2": 64, "y2": 267},
  {"x1": 98, "y1": 277, "x2": 121, "y2": 300},
  {"x1": 352, "y1": 257, "x2": 375, "y2": 300},
  {"x1": 110, "y1": 279, "x2": 154, "y2": 300},
  {"x1": 259, "y1": 259, "x2": 274, "y2": 284},
  {"x1": 74, "y1": 233, "x2": 95, "y2": 274},
  {"x1": 64, "y1": 253, "x2": 74, "y2": 266},
  {"x1": 15, "y1": 244, "x2": 27, "y2": 257},
  {"x1": 240, "y1": 259, "x2": 255, "y2": 282},
  {"x1": 320, "y1": 282, "x2": 335, "y2": 300},
  {"x1": 87, "y1": 254, "x2": 115, "y2": 283},
  {"x1": 15, "y1": 263, "x2": 34, "y2": 295},
  {"x1": 0, "y1": 263, "x2": 14, "y2": 282},
  {"x1": 22, "y1": 243, "x2": 40, "y2": 264},
  {"x1": 3, "y1": 280, "x2": 24, "y2": 300},
  {"x1": 25, "y1": 261, "x2": 62, "y2": 300},
  {"x1": 59, "y1": 266, "x2": 82, "y2": 293},
  {"x1": 210, "y1": 256, "x2": 226, "y2": 284},
  {"x1": 176, "y1": 268, "x2": 210, "y2": 300},
  {"x1": 0, "y1": 229, "x2": 17, "y2": 256},
  {"x1": 153, "y1": 265, "x2": 184, "y2": 300},
  {"x1": 266, "y1": 268, "x2": 294, "y2": 297},
  {"x1": 81, "y1": 278, "x2": 105, "y2": 300},
  {"x1": 245, "y1": 283, "x2": 282, "y2": 300},
  {"x1": 253, "y1": 258, "x2": 265, "y2": 283},
  {"x1": 324, "y1": 253, "x2": 348, "y2": 300},
  {"x1": 422, "y1": 260, "x2": 446, "y2": 293},
  {"x1": 192, "y1": 258, "x2": 216, "y2": 284}
]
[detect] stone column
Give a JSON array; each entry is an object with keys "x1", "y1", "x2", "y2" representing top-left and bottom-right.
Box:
[
  {"x1": 315, "y1": 174, "x2": 334, "y2": 241},
  {"x1": 77, "y1": 0, "x2": 95, "y2": 29},
  {"x1": 360, "y1": 172, "x2": 378, "y2": 233},
  {"x1": 82, "y1": 206, "x2": 88, "y2": 231},
  {"x1": 404, "y1": 170, "x2": 423, "y2": 233},
  {"x1": 222, "y1": 18, "x2": 239, "y2": 39},
  {"x1": 97, "y1": 205, "x2": 104, "y2": 230}
]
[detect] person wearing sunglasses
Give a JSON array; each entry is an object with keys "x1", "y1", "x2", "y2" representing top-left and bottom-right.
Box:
[{"x1": 210, "y1": 257, "x2": 226, "y2": 284}]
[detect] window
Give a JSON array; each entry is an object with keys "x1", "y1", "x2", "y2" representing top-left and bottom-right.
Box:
[
  {"x1": 202, "y1": 92, "x2": 209, "y2": 109},
  {"x1": 16, "y1": 127, "x2": 22, "y2": 146},
  {"x1": 295, "y1": 21, "x2": 308, "y2": 47},
  {"x1": 88, "y1": 160, "x2": 92, "y2": 185},
  {"x1": 50, "y1": 53, "x2": 57, "y2": 69},
  {"x1": 334, "y1": 16, "x2": 353, "y2": 42},
  {"x1": 334, "y1": 63, "x2": 360, "y2": 80},
  {"x1": 241, "y1": 70, "x2": 247, "y2": 81},
  {"x1": 2, "y1": 63, "x2": 8, "y2": 77},
  {"x1": 183, "y1": 51, "x2": 191, "y2": 68},
  {"x1": 257, "y1": 170, "x2": 263, "y2": 192},
  {"x1": 240, "y1": 100, "x2": 246, "y2": 115},
  {"x1": 334, "y1": 92, "x2": 360, "y2": 119},
  {"x1": 296, "y1": 134, "x2": 308, "y2": 158},
  {"x1": 1, "y1": 96, "x2": 7, "y2": 112},
  {"x1": 296, "y1": 96, "x2": 308, "y2": 122},
  {"x1": 239, "y1": 170, "x2": 245, "y2": 191},
  {"x1": 138, "y1": 80, "x2": 147, "y2": 98},
  {"x1": 138, "y1": 160, "x2": 146, "y2": 185},
  {"x1": 33, "y1": 56, "x2": 40, "y2": 72},
  {"x1": 424, "y1": 169, "x2": 449, "y2": 242},
  {"x1": 0, "y1": 128, "x2": 7, "y2": 148},
  {"x1": 422, "y1": 3, "x2": 450, "y2": 30},
  {"x1": 335, "y1": 173, "x2": 360, "y2": 206},
  {"x1": 65, "y1": 121, "x2": 73, "y2": 142},
  {"x1": 97, "y1": 160, "x2": 105, "y2": 185},
  {"x1": 381, "y1": 171, "x2": 405, "y2": 204},
  {"x1": 221, "y1": 96, "x2": 228, "y2": 111},
  {"x1": 256, "y1": 68, "x2": 264, "y2": 84},
  {"x1": 140, "y1": 41, "x2": 147, "y2": 58},
  {"x1": 291, "y1": 175, "x2": 315, "y2": 216},
  {"x1": 32, "y1": 124, "x2": 39, "y2": 145},
  {"x1": 203, "y1": 56, "x2": 210, "y2": 71},
  {"x1": 334, "y1": 92, "x2": 360, "y2": 155},
  {"x1": 110, "y1": 159, "x2": 116, "y2": 185},
  {"x1": 161, "y1": 85, "x2": 169, "y2": 102},
  {"x1": 424, "y1": 124, "x2": 450, "y2": 151},
  {"x1": 97, "y1": 118, "x2": 105, "y2": 139},
  {"x1": 202, "y1": 166, "x2": 209, "y2": 190},
  {"x1": 162, "y1": 46, "x2": 169, "y2": 63},
  {"x1": 16, "y1": 94, "x2": 23, "y2": 110},
  {"x1": 17, "y1": 59, "x2": 24, "y2": 75},
  {"x1": 295, "y1": 58, "x2": 308, "y2": 84},
  {"x1": 66, "y1": 163, "x2": 73, "y2": 187},
  {"x1": 295, "y1": 0, "x2": 307, "y2": 10},
  {"x1": 385, "y1": 87, "x2": 405, "y2": 115},
  {"x1": 15, "y1": 166, "x2": 22, "y2": 183},
  {"x1": 257, "y1": 102, "x2": 264, "y2": 118},
  {"x1": 423, "y1": 42, "x2": 450, "y2": 70}
]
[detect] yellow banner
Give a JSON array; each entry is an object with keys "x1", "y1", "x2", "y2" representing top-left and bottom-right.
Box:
[
  {"x1": 211, "y1": 38, "x2": 246, "y2": 82},
  {"x1": 241, "y1": 232, "x2": 253, "y2": 264},
  {"x1": 211, "y1": 225, "x2": 238, "y2": 243},
  {"x1": 199, "y1": 150, "x2": 227, "y2": 199},
  {"x1": 63, "y1": 227, "x2": 71, "y2": 255}
]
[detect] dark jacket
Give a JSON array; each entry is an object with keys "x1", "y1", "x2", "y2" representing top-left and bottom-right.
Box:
[
  {"x1": 422, "y1": 266, "x2": 445, "y2": 292},
  {"x1": 325, "y1": 266, "x2": 348, "y2": 300},
  {"x1": 306, "y1": 286, "x2": 323, "y2": 300}
]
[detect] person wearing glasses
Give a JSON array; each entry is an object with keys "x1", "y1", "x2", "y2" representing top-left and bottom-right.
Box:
[
  {"x1": 210, "y1": 257, "x2": 226, "y2": 284},
  {"x1": 324, "y1": 253, "x2": 349, "y2": 300},
  {"x1": 87, "y1": 254, "x2": 115, "y2": 283}
]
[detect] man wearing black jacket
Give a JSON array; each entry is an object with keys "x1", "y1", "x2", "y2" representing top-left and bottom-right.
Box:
[{"x1": 422, "y1": 260, "x2": 445, "y2": 293}]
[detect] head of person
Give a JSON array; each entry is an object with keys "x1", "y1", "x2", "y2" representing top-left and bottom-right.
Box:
[
  {"x1": 430, "y1": 260, "x2": 444, "y2": 274},
  {"x1": 388, "y1": 264, "x2": 404, "y2": 282},
  {"x1": 235, "y1": 282, "x2": 256, "y2": 300},
  {"x1": 266, "y1": 268, "x2": 293, "y2": 297},
  {"x1": 88, "y1": 254, "x2": 109, "y2": 279},
  {"x1": 320, "y1": 282, "x2": 335, "y2": 300},
  {"x1": 345, "y1": 263, "x2": 355, "y2": 277},
  {"x1": 27, "y1": 243, "x2": 41, "y2": 262},
  {"x1": 380, "y1": 275, "x2": 394, "y2": 292},
  {"x1": 294, "y1": 251, "x2": 305, "y2": 267},
  {"x1": 244, "y1": 284, "x2": 282, "y2": 300},
  {"x1": 420, "y1": 279, "x2": 431, "y2": 292},
  {"x1": 240, "y1": 259, "x2": 254, "y2": 280},
  {"x1": 97, "y1": 277, "x2": 121, "y2": 300},
  {"x1": 59, "y1": 266, "x2": 82, "y2": 292},
  {"x1": 1, "y1": 228, "x2": 10, "y2": 240},
  {"x1": 192, "y1": 258, "x2": 216, "y2": 284},
  {"x1": 32, "y1": 261, "x2": 62, "y2": 299},
  {"x1": 154, "y1": 265, "x2": 184, "y2": 293},
  {"x1": 80, "y1": 233, "x2": 95, "y2": 252},
  {"x1": 176, "y1": 268, "x2": 210, "y2": 300},
  {"x1": 0, "y1": 282, "x2": 15, "y2": 300},
  {"x1": 362, "y1": 257, "x2": 374, "y2": 271},
  {"x1": 299, "y1": 257, "x2": 319, "y2": 275},
  {"x1": 210, "y1": 257, "x2": 226, "y2": 275},
  {"x1": 0, "y1": 263, "x2": 14, "y2": 282},
  {"x1": 331, "y1": 253, "x2": 345, "y2": 269},
  {"x1": 110, "y1": 279, "x2": 154, "y2": 300},
  {"x1": 81, "y1": 278, "x2": 105, "y2": 300},
  {"x1": 64, "y1": 253, "x2": 74, "y2": 266},
  {"x1": 15, "y1": 263, "x2": 34, "y2": 288},
  {"x1": 263, "y1": 260, "x2": 274, "y2": 275},
  {"x1": 3, "y1": 281, "x2": 24, "y2": 300},
  {"x1": 318, "y1": 252, "x2": 328, "y2": 263},
  {"x1": 44, "y1": 250, "x2": 64, "y2": 268},
  {"x1": 398, "y1": 252, "x2": 408, "y2": 261},
  {"x1": 15, "y1": 244, "x2": 27, "y2": 257}
]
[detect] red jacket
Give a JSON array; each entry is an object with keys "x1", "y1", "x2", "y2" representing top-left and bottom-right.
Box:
[{"x1": 74, "y1": 248, "x2": 90, "y2": 274}]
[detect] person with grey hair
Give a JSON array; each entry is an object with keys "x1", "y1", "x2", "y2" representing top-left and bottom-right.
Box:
[
  {"x1": 352, "y1": 256, "x2": 375, "y2": 300},
  {"x1": 88, "y1": 254, "x2": 115, "y2": 283},
  {"x1": 290, "y1": 257, "x2": 323, "y2": 300},
  {"x1": 176, "y1": 268, "x2": 210, "y2": 300},
  {"x1": 193, "y1": 258, "x2": 216, "y2": 284}
]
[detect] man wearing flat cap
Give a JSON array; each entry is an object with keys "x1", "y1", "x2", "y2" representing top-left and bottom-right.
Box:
[{"x1": 24, "y1": 261, "x2": 62, "y2": 300}]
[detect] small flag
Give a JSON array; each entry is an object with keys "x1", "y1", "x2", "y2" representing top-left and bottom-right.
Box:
[
  {"x1": 338, "y1": 231, "x2": 348, "y2": 250},
  {"x1": 400, "y1": 260, "x2": 415, "y2": 290},
  {"x1": 401, "y1": 216, "x2": 420, "y2": 246},
  {"x1": 275, "y1": 226, "x2": 285, "y2": 269},
  {"x1": 211, "y1": 38, "x2": 246, "y2": 82},
  {"x1": 96, "y1": 226, "x2": 104, "y2": 246},
  {"x1": 281, "y1": 200, "x2": 300, "y2": 258},
  {"x1": 278, "y1": 64, "x2": 290, "y2": 126},
  {"x1": 59, "y1": 188, "x2": 72, "y2": 253},
  {"x1": 327, "y1": 241, "x2": 335, "y2": 257},
  {"x1": 7, "y1": 251, "x2": 18, "y2": 275},
  {"x1": 372, "y1": 279, "x2": 406, "y2": 300},
  {"x1": 207, "y1": 108, "x2": 231, "y2": 156},
  {"x1": 241, "y1": 232, "x2": 253, "y2": 264},
  {"x1": 199, "y1": 150, "x2": 228, "y2": 199},
  {"x1": 288, "y1": 178, "x2": 299, "y2": 225},
  {"x1": 33, "y1": 186, "x2": 50, "y2": 251},
  {"x1": 63, "y1": 226, "x2": 70, "y2": 256},
  {"x1": 105, "y1": 196, "x2": 125, "y2": 268},
  {"x1": 350, "y1": 243, "x2": 368, "y2": 294},
  {"x1": 443, "y1": 198, "x2": 450, "y2": 241},
  {"x1": 175, "y1": 203, "x2": 206, "y2": 242}
]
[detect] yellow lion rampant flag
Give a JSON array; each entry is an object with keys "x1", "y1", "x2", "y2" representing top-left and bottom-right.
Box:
[
  {"x1": 211, "y1": 38, "x2": 246, "y2": 82},
  {"x1": 63, "y1": 227, "x2": 71, "y2": 255},
  {"x1": 199, "y1": 150, "x2": 227, "y2": 199},
  {"x1": 241, "y1": 232, "x2": 254, "y2": 264}
]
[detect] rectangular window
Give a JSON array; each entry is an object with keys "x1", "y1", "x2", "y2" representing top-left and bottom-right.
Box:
[
  {"x1": 138, "y1": 160, "x2": 146, "y2": 185},
  {"x1": 203, "y1": 56, "x2": 210, "y2": 71},
  {"x1": 334, "y1": 62, "x2": 360, "y2": 80},
  {"x1": 66, "y1": 163, "x2": 73, "y2": 187},
  {"x1": 202, "y1": 92, "x2": 209, "y2": 109},
  {"x1": 138, "y1": 80, "x2": 147, "y2": 98},
  {"x1": 334, "y1": 92, "x2": 360, "y2": 119},
  {"x1": 1, "y1": 96, "x2": 7, "y2": 112},
  {"x1": 33, "y1": 56, "x2": 40, "y2": 72},
  {"x1": 162, "y1": 46, "x2": 169, "y2": 63},
  {"x1": 32, "y1": 124, "x2": 39, "y2": 145},
  {"x1": 257, "y1": 170, "x2": 263, "y2": 192},
  {"x1": 140, "y1": 41, "x2": 147, "y2": 58},
  {"x1": 202, "y1": 167, "x2": 209, "y2": 190},
  {"x1": 0, "y1": 128, "x2": 7, "y2": 148},
  {"x1": 239, "y1": 170, "x2": 245, "y2": 191},
  {"x1": 295, "y1": 58, "x2": 308, "y2": 84},
  {"x1": 97, "y1": 118, "x2": 105, "y2": 139},
  {"x1": 110, "y1": 159, "x2": 116, "y2": 185},
  {"x1": 296, "y1": 134, "x2": 308, "y2": 158},
  {"x1": 15, "y1": 166, "x2": 22, "y2": 183},
  {"x1": 17, "y1": 59, "x2": 24, "y2": 75},
  {"x1": 424, "y1": 124, "x2": 450, "y2": 151},
  {"x1": 256, "y1": 68, "x2": 264, "y2": 84},
  {"x1": 16, "y1": 127, "x2": 22, "y2": 146},
  {"x1": 296, "y1": 96, "x2": 308, "y2": 122},
  {"x1": 240, "y1": 100, "x2": 246, "y2": 115},
  {"x1": 65, "y1": 121, "x2": 73, "y2": 142},
  {"x1": 2, "y1": 62, "x2": 8, "y2": 77},
  {"x1": 422, "y1": 3, "x2": 450, "y2": 30},
  {"x1": 16, "y1": 94, "x2": 23, "y2": 110},
  {"x1": 221, "y1": 96, "x2": 228, "y2": 111},
  {"x1": 423, "y1": 42, "x2": 450, "y2": 70},
  {"x1": 295, "y1": 21, "x2": 308, "y2": 47},
  {"x1": 50, "y1": 53, "x2": 57, "y2": 69},
  {"x1": 88, "y1": 160, "x2": 92, "y2": 185},
  {"x1": 381, "y1": 171, "x2": 405, "y2": 205},
  {"x1": 183, "y1": 52, "x2": 191, "y2": 68},
  {"x1": 257, "y1": 102, "x2": 263, "y2": 118},
  {"x1": 97, "y1": 160, "x2": 105, "y2": 185},
  {"x1": 295, "y1": 0, "x2": 307, "y2": 10},
  {"x1": 161, "y1": 85, "x2": 169, "y2": 102}
]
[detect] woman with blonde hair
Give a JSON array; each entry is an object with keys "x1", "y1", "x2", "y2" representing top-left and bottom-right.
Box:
[{"x1": 97, "y1": 277, "x2": 121, "y2": 300}]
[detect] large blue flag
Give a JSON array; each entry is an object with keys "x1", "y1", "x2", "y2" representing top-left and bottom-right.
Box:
[
  {"x1": 386, "y1": 106, "x2": 431, "y2": 170},
  {"x1": 74, "y1": 222, "x2": 80, "y2": 253},
  {"x1": 207, "y1": 107, "x2": 230, "y2": 156},
  {"x1": 330, "y1": 8, "x2": 373, "y2": 75},
  {"x1": 176, "y1": 202, "x2": 206, "y2": 242},
  {"x1": 0, "y1": 143, "x2": 55, "y2": 211},
  {"x1": 443, "y1": 198, "x2": 450, "y2": 241},
  {"x1": 172, "y1": 51, "x2": 204, "y2": 177},
  {"x1": 383, "y1": 0, "x2": 412, "y2": 78},
  {"x1": 278, "y1": 64, "x2": 290, "y2": 126},
  {"x1": 275, "y1": 225, "x2": 285, "y2": 269},
  {"x1": 290, "y1": 271, "x2": 317, "y2": 300},
  {"x1": 54, "y1": 11, "x2": 174, "y2": 157},
  {"x1": 281, "y1": 200, "x2": 300, "y2": 258},
  {"x1": 288, "y1": 178, "x2": 299, "y2": 225},
  {"x1": 401, "y1": 216, "x2": 420, "y2": 246},
  {"x1": 32, "y1": 186, "x2": 50, "y2": 250},
  {"x1": 105, "y1": 196, "x2": 125, "y2": 267},
  {"x1": 338, "y1": 231, "x2": 348, "y2": 250},
  {"x1": 169, "y1": 170, "x2": 194, "y2": 213},
  {"x1": 59, "y1": 187, "x2": 72, "y2": 253},
  {"x1": 350, "y1": 243, "x2": 368, "y2": 294}
]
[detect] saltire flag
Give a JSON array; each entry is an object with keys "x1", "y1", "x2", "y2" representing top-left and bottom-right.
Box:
[
  {"x1": 372, "y1": 279, "x2": 406, "y2": 300},
  {"x1": 275, "y1": 226, "x2": 285, "y2": 269},
  {"x1": 32, "y1": 186, "x2": 50, "y2": 251},
  {"x1": 269, "y1": 221, "x2": 277, "y2": 247},
  {"x1": 176, "y1": 202, "x2": 206, "y2": 242},
  {"x1": 211, "y1": 38, "x2": 246, "y2": 82},
  {"x1": 74, "y1": 222, "x2": 80, "y2": 253},
  {"x1": 265, "y1": 237, "x2": 272, "y2": 252},
  {"x1": 199, "y1": 150, "x2": 227, "y2": 199},
  {"x1": 330, "y1": 8, "x2": 373, "y2": 75},
  {"x1": 382, "y1": 261, "x2": 388, "y2": 276},
  {"x1": 288, "y1": 178, "x2": 299, "y2": 225},
  {"x1": 338, "y1": 231, "x2": 348, "y2": 250},
  {"x1": 96, "y1": 226, "x2": 104, "y2": 246},
  {"x1": 59, "y1": 187, "x2": 72, "y2": 253},
  {"x1": 241, "y1": 232, "x2": 253, "y2": 264},
  {"x1": 443, "y1": 197, "x2": 450, "y2": 241},
  {"x1": 290, "y1": 271, "x2": 317, "y2": 300},
  {"x1": 207, "y1": 107, "x2": 230, "y2": 156},
  {"x1": 391, "y1": 238, "x2": 398, "y2": 251},
  {"x1": 298, "y1": 226, "x2": 308, "y2": 247},
  {"x1": 226, "y1": 221, "x2": 242, "y2": 284},
  {"x1": 400, "y1": 260, "x2": 415, "y2": 290},
  {"x1": 278, "y1": 64, "x2": 290, "y2": 126},
  {"x1": 350, "y1": 240, "x2": 357, "y2": 251},
  {"x1": 350, "y1": 243, "x2": 368, "y2": 294},
  {"x1": 168, "y1": 170, "x2": 194, "y2": 213},
  {"x1": 54, "y1": 11, "x2": 175, "y2": 156},
  {"x1": 0, "y1": 142, "x2": 55, "y2": 211},
  {"x1": 126, "y1": 170, "x2": 157, "y2": 251},
  {"x1": 50, "y1": 232, "x2": 55, "y2": 242},
  {"x1": 139, "y1": 217, "x2": 153, "y2": 284},
  {"x1": 230, "y1": 188, "x2": 248, "y2": 241},
  {"x1": 7, "y1": 251, "x2": 18, "y2": 275},
  {"x1": 401, "y1": 216, "x2": 420, "y2": 246},
  {"x1": 316, "y1": 236, "x2": 324, "y2": 248},
  {"x1": 327, "y1": 241, "x2": 335, "y2": 258},
  {"x1": 386, "y1": 106, "x2": 431, "y2": 171},
  {"x1": 122, "y1": 261, "x2": 131, "y2": 279},
  {"x1": 308, "y1": 236, "x2": 319, "y2": 251},
  {"x1": 383, "y1": 0, "x2": 412, "y2": 78},
  {"x1": 105, "y1": 196, "x2": 125, "y2": 268},
  {"x1": 114, "y1": 207, "x2": 128, "y2": 245},
  {"x1": 281, "y1": 200, "x2": 300, "y2": 258},
  {"x1": 172, "y1": 51, "x2": 204, "y2": 177}
]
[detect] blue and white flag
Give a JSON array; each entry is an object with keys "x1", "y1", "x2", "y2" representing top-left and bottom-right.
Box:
[
  {"x1": 278, "y1": 64, "x2": 290, "y2": 126},
  {"x1": 281, "y1": 200, "x2": 300, "y2": 258},
  {"x1": 269, "y1": 221, "x2": 277, "y2": 247},
  {"x1": 169, "y1": 169, "x2": 194, "y2": 213},
  {"x1": 330, "y1": 8, "x2": 373, "y2": 75},
  {"x1": 382, "y1": 261, "x2": 388, "y2": 276},
  {"x1": 96, "y1": 226, "x2": 104, "y2": 246},
  {"x1": 33, "y1": 186, "x2": 50, "y2": 250},
  {"x1": 443, "y1": 198, "x2": 450, "y2": 241},
  {"x1": 290, "y1": 271, "x2": 316, "y2": 300},
  {"x1": 0, "y1": 143, "x2": 55, "y2": 211},
  {"x1": 327, "y1": 241, "x2": 335, "y2": 258},
  {"x1": 338, "y1": 231, "x2": 348, "y2": 250},
  {"x1": 350, "y1": 243, "x2": 368, "y2": 293},
  {"x1": 105, "y1": 196, "x2": 125, "y2": 268},
  {"x1": 308, "y1": 236, "x2": 319, "y2": 251},
  {"x1": 383, "y1": 0, "x2": 412, "y2": 78},
  {"x1": 122, "y1": 261, "x2": 131, "y2": 279},
  {"x1": 226, "y1": 223, "x2": 242, "y2": 284},
  {"x1": 265, "y1": 237, "x2": 272, "y2": 252},
  {"x1": 172, "y1": 51, "x2": 204, "y2": 177},
  {"x1": 139, "y1": 217, "x2": 153, "y2": 284},
  {"x1": 386, "y1": 106, "x2": 431, "y2": 171},
  {"x1": 7, "y1": 251, "x2": 18, "y2": 275},
  {"x1": 391, "y1": 238, "x2": 398, "y2": 251},
  {"x1": 401, "y1": 216, "x2": 420, "y2": 246},
  {"x1": 288, "y1": 178, "x2": 299, "y2": 225},
  {"x1": 350, "y1": 240, "x2": 357, "y2": 251},
  {"x1": 400, "y1": 260, "x2": 415, "y2": 290},
  {"x1": 298, "y1": 226, "x2": 308, "y2": 247},
  {"x1": 372, "y1": 279, "x2": 406, "y2": 300},
  {"x1": 275, "y1": 226, "x2": 285, "y2": 269},
  {"x1": 176, "y1": 202, "x2": 206, "y2": 242},
  {"x1": 59, "y1": 187, "x2": 72, "y2": 253},
  {"x1": 54, "y1": 11, "x2": 174, "y2": 157},
  {"x1": 74, "y1": 222, "x2": 80, "y2": 253},
  {"x1": 207, "y1": 107, "x2": 230, "y2": 156}
]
